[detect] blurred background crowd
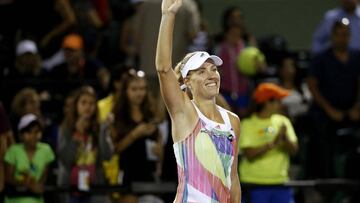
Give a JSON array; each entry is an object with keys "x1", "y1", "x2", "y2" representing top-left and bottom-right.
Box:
[{"x1": 0, "y1": 0, "x2": 360, "y2": 203}]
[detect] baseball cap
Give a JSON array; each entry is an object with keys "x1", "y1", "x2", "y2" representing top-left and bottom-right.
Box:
[
  {"x1": 18, "y1": 113, "x2": 39, "y2": 132},
  {"x1": 62, "y1": 34, "x2": 83, "y2": 50},
  {"x1": 16, "y1": 40, "x2": 38, "y2": 56},
  {"x1": 253, "y1": 83, "x2": 290, "y2": 104},
  {"x1": 181, "y1": 51, "x2": 223, "y2": 78}
]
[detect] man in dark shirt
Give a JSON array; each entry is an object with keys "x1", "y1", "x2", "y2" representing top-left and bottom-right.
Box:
[{"x1": 307, "y1": 20, "x2": 360, "y2": 202}]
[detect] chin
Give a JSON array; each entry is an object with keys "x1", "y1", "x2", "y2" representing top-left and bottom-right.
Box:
[{"x1": 207, "y1": 91, "x2": 219, "y2": 98}]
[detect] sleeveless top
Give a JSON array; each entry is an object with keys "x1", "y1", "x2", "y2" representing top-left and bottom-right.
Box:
[{"x1": 173, "y1": 101, "x2": 237, "y2": 203}]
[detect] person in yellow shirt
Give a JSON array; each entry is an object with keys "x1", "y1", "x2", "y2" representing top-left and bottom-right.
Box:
[
  {"x1": 239, "y1": 83, "x2": 298, "y2": 203},
  {"x1": 98, "y1": 65, "x2": 129, "y2": 123}
]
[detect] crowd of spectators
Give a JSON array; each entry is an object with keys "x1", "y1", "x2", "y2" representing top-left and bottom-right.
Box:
[{"x1": 0, "y1": 0, "x2": 360, "y2": 203}]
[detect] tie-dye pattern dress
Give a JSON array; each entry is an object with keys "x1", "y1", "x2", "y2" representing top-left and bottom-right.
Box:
[{"x1": 173, "y1": 102, "x2": 236, "y2": 203}]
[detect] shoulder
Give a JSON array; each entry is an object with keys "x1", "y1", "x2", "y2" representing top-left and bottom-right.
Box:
[
  {"x1": 4, "y1": 144, "x2": 23, "y2": 162},
  {"x1": 7, "y1": 144, "x2": 22, "y2": 152},
  {"x1": 224, "y1": 108, "x2": 240, "y2": 131},
  {"x1": 37, "y1": 142, "x2": 54, "y2": 152},
  {"x1": 350, "y1": 49, "x2": 360, "y2": 56},
  {"x1": 219, "y1": 106, "x2": 239, "y2": 123},
  {"x1": 272, "y1": 113, "x2": 286, "y2": 119},
  {"x1": 356, "y1": 6, "x2": 360, "y2": 17},
  {"x1": 324, "y1": 7, "x2": 343, "y2": 20},
  {"x1": 272, "y1": 114, "x2": 291, "y2": 123}
]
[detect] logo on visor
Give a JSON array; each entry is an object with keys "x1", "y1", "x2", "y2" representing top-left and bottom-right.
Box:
[{"x1": 201, "y1": 53, "x2": 205, "y2": 57}]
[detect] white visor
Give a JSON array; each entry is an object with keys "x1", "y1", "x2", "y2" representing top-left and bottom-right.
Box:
[
  {"x1": 16, "y1": 40, "x2": 38, "y2": 56},
  {"x1": 181, "y1": 51, "x2": 223, "y2": 78},
  {"x1": 18, "y1": 113, "x2": 38, "y2": 131}
]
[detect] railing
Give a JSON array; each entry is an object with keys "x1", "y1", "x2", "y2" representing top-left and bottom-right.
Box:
[{"x1": 6, "y1": 179, "x2": 359, "y2": 195}]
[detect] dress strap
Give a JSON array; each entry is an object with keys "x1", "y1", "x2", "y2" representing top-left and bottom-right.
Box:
[
  {"x1": 190, "y1": 100, "x2": 232, "y2": 131},
  {"x1": 191, "y1": 100, "x2": 206, "y2": 121},
  {"x1": 217, "y1": 106, "x2": 231, "y2": 128}
]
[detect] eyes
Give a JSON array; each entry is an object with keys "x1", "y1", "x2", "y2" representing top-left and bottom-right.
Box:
[{"x1": 196, "y1": 66, "x2": 218, "y2": 75}]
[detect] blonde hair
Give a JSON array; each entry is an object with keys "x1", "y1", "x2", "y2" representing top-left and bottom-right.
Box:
[
  {"x1": 11, "y1": 87, "x2": 39, "y2": 116},
  {"x1": 174, "y1": 51, "x2": 201, "y2": 86}
]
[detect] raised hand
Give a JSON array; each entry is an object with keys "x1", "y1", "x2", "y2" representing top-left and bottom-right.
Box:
[
  {"x1": 274, "y1": 124, "x2": 287, "y2": 145},
  {"x1": 161, "y1": 0, "x2": 182, "y2": 14}
]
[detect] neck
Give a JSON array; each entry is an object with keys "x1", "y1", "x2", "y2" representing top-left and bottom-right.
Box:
[
  {"x1": 131, "y1": 103, "x2": 141, "y2": 111},
  {"x1": 334, "y1": 46, "x2": 348, "y2": 53},
  {"x1": 333, "y1": 48, "x2": 349, "y2": 62},
  {"x1": 193, "y1": 98, "x2": 218, "y2": 119},
  {"x1": 24, "y1": 144, "x2": 36, "y2": 152},
  {"x1": 114, "y1": 92, "x2": 120, "y2": 99},
  {"x1": 131, "y1": 104, "x2": 143, "y2": 122},
  {"x1": 344, "y1": 7, "x2": 356, "y2": 15},
  {"x1": 257, "y1": 110, "x2": 272, "y2": 119},
  {"x1": 282, "y1": 80, "x2": 294, "y2": 90}
]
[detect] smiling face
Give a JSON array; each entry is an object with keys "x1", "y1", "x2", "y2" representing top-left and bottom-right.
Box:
[{"x1": 185, "y1": 60, "x2": 221, "y2": 99}]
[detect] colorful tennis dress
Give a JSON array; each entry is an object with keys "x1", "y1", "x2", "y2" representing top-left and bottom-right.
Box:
[{"x1": 173, "y1": 102, "x2": 236, "y2": 203}]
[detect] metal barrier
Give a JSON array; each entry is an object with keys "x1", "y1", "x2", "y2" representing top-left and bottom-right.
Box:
[{"x1": 10, "y1": 179, "x2": 358, "y2": 194}]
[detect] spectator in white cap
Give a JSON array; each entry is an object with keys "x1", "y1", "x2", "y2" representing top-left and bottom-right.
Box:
[
  {"x1": 155, "y1": 0, "x2": 241, "y2": 202},
  {"x1": 2, "y1": 41, "x2": 47, "y2": 116},
  {"x1": 11, "y1": 40, "x2": 43, "y2": 78},
  {"x1": 3, "y1": 113, "x2": 54, "y2": 203}
]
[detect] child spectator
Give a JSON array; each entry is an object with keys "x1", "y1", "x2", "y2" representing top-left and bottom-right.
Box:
[
  {"x1": 4, "y1": 113, "x2": 55, "y2": 203},
  {"x1": 57, "y1": 86, "x2": 112, "y2": 203},
  {"x1": 239, "y1": 83, "x2": 298, "y2": 203}
]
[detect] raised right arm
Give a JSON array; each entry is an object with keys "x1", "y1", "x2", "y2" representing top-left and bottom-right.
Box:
[{"x1": 155, "y1": 0, "x2": 187, "y2": 116}]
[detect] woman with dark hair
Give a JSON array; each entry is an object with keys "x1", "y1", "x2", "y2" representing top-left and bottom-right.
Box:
[
  {"x1": 57, "y1": 86, "x2": 112, "y2": 203},
  {"x1": 112, "y1": 69, "x2": 163, "y2": 203}
]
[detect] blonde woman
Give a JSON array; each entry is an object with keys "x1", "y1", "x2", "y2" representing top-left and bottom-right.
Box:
[{"x1": 155, "y1": 0, "x2": 241, "y2": 202}]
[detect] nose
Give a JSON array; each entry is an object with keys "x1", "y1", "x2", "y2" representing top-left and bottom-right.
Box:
[{"x1": 207, "y1": 69, "x2": 218, "y2": 79}]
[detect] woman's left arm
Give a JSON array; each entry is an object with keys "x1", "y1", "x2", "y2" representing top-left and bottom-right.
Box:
[{"x1": 230, "y1": 113, "x2": 241, "y2": 203}]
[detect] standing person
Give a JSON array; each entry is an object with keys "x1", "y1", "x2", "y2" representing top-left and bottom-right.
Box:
[
  {"x1": 215, "y1": 22, "x2": 251, "y2": 118},
  {"x1": 239, "y1": 83, "x2": 298, "y2": 203},
  {"x1": 3, "y1": 113, "x2": 55, "y2": 203},
  {"x1": 112, "y1": 69, "x2": 164, "y2": 203},
  {"x1": 312, "y1": 0, "x2": 360, "y2": 54},
  {"x1": 155, "y1": 0, "x2": 241, "y2": 202},
  {"x1": 307, "y1": 20, "x2": 360, "y2": 202},
  {"x1": 97, "y1": 64, "x2": 129, "y2": 123},
  {"x1": 57, "y1": 86, "x2": 112, "y2": 203},
  {"x1": 307, "y1": 21, "x2": 360, "y2": 178}
]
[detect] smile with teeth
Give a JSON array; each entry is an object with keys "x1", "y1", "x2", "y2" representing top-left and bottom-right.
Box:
[{"x1": 205, "y1": 82, "x2": 217, "y2": 87}]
